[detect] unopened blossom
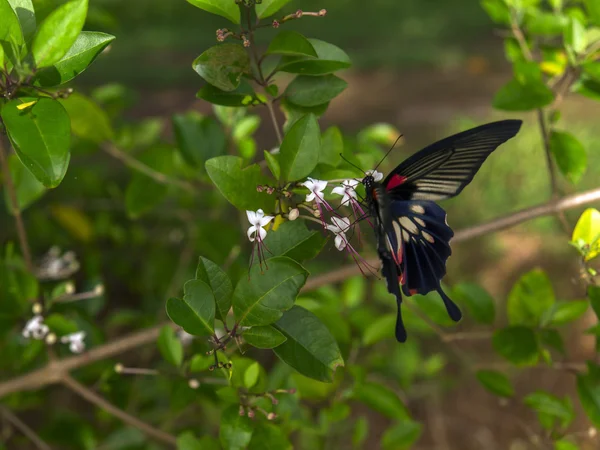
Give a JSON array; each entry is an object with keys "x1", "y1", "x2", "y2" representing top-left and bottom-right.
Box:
[
  {"x1": 61, "y1": 331, "x2": 86, "y2": 354},
  {"x1": 331, "y1": 179, "x2": 359, "y2": 205},
  {"x1": 22, "y1": 315, "x2": 49, "y2": 340},
  {"x1": 366, "y1": 169, "x2": 384, "y2": 182},
  {"x1": 246, "y1": 209, "x2": 274, "y2": 242}
]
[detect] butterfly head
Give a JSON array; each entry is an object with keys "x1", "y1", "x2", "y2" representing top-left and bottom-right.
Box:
[{"x1": 361, "y1": 174, "x2": 375, "y2": 191}]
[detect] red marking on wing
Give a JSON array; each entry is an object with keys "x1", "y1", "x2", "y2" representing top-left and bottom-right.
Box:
[
  {"x1": 398, "y1": 273, "x2": 405, "y2": 284},
  {"x1": 386, "y1": 174, "x2": 407, "y2": 191},
  {"x1": 372, "y1": 189, "x2": 378, "y2": 200},
  {"x1": 409, "y1": 289, "x2": 418, "y2": 295}
]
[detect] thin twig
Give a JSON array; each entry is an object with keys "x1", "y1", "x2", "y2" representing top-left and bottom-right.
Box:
[
  {"x1": 102, "y1": 143, "x2": 197, "y2": 194},
  {"x1": 0, "y1": 406, "x2": 52, "y2": 450},
  {"x1": 265, "y1": 99, "x2": 283, "y2": 145},
  {"x1": 62, "y1": 375, "x2": 177, "y2": 447},
  {"x1": 0, "y1": 138, "x2": 34, "y2": 273}
]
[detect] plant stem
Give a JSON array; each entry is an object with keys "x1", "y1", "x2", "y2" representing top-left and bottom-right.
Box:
[
  {"x1": 0, "y1": 137, "x2": 34, "y2": 273},
  {"x1": 0, "y1": 406, "x2": 52, "y2": 450}
]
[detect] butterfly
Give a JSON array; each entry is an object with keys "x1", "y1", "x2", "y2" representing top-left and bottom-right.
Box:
[{"x1": 361, "y1": 120, "x2": 522, "y2": 342}]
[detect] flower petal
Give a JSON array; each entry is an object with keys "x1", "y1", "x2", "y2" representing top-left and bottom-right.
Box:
[
  {"x1": 246, "y1": 210, "x2": 257, "y2": 224},
  {"x1": 334, "y1": 234, "x2": 347, "y2": 250},
  {"x1": 259, "y1": 214, "x2": 274, "y2": 227},
  {"x1": 247, "y1": 226, "x2": 257, "y2": 242},
  {"x1": 258, "y1": 227, "x2": 267, "y2": 241},
  {"x1": 331, "y1": 186, "x2": 346, "y2": 196}
]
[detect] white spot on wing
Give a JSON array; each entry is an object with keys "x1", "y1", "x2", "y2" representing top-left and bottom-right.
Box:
[
  {"x1": 414, "y1": 217, "x2": 425, "y2": 227},
  {"x1": 401, "y1": 230, "x2": 410, "y2": 242},
  {"x1": 410, "y1": 205, "x2": 425, "y2": 214},
  {"x1": 399, "y1": 217, "x2": 418, "y2": 234},
  {"x1": 422, "y1": 231, "x2": 435, "y2": 243}
]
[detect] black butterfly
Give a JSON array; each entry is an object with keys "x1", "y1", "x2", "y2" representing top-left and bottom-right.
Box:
[{"x1": 362, "y1": 120, "x2": 522, "y2": 342}]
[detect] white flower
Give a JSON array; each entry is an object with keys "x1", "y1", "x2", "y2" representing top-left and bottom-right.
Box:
[
  {"x1": 246, "y1": 209, "x2": 274, "y2": 242},
  {"x1": 366, "y1": 170, "x2": 384, "y2": 182},
  {"x1": 331, "y1": 179, "x2": 359, "y2": 205},
  {"x1": 61, "y1": 331, "x2": 86, "y2": 354},
  {"x1": 327, "y1": 217, "x2": 351, "y2": 251},
  {"x1": 22, "y1": 315, "x2": 49, "y2": 340},
  {"x1": 301, "y1": 178, "x2": 328, "y2": 203}
]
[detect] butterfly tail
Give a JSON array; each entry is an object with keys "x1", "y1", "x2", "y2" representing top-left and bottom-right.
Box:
[
  {"x1": 437, "y1": 287, "x2": 462, "y2": 322},
  {"x1": 395, "y1": 294, "x2": 407, "y2": 342}
]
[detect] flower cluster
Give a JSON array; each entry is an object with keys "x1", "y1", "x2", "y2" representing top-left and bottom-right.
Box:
[{"x1": 22, "y1": 315, "x2": 87, "y2": 354}]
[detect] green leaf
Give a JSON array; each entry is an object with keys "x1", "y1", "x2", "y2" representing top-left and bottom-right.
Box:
[
  {"x1": 243, "y1": 361, "x2": 260, "y2": 389},
  {"x1": 572, "y1": 208, "x2": 600, "y2": 261},
  {"x1": 44, "y1": 313, "x2": 78, "y2": 335},
  {"x1": 248, "y1": 423, "x2": 292, "y2": 450},
  {"x1": 525, "y1": 12, "x2": 568, "y2": 35},
  {"x1": 576, "y1": 362, "x2": 600, "y2": 428},
  {"x1": 31, "y1": 0, "x2": 88, "y2": 68},
  {"x1": 157, "y1": 325, "x2": 183, "y2": 367},
  {"x1": 554, "y1": 439, "x2": 579, "y2": 450},
  {"x1": 547, "y1": 301, "x2": 588, "y2": 326},
  {"x1": 7, "y1": 0, "x2": 36, "y2": 42},
  {"x1": 565, "y1": 16, "x2": 587, "y2": 54},
  {"x1": 219, "y1": 404, "x2": 254, "y2": 450},
  {"x1": 0, "y1": 260, "x2": 36, "y2": 327},
  {"x1": 352, "y1": 416, "x2": 369, "y2": 448},
  {"x1": 166, "y1": 279, "x2": 216, "y2": 336},
  {"x1": 195, "y1": 256, "x2": 233, "y2": 324},
  {"x1": 279, "y1": 113, "x2": 320, "y2": 181},
  {"x1": 173, "y1": 112, "x2": 226, "y2": 169},
  {"x1": 589, "y1": 285, "x2": 600, "y2": 319},
  {"x1": 353, "y1": 382, "x2": 410, "y2": 420},
  {"x1": 233, "y1": 115, "x2": 260, "y2": 142},
  {"x1": 281, "y1": 98, "x2": 329, "y2": 132},
  {"x1": 266, "y1": 30, "x2": 318, "y2": 57},
  {"x1": 177, "y1": 431, "x2": 203, "y2": 450},
  {"x1": 196, "y1": 80, "x2": 258, "y2": 107},
  {"x1": 34, "y1": 32, "x2": 115, "y2": 87},
  {"x1": 263, "y1": 150, "x2": 280, "y2": 179},
  {"x1": 524, "y1": 391, "x2": 575, "y2": 429},
  {"x1": 493, "y1": 78, "x2": 554, "y2": 111},
  {"x1": 255, "y1": 0, "x2": 292, "y2": 19},
  {"x1": 262, "y1": 220, "x2": 326, "y2": 262},
  {"x1": 285, "y1": 74, "x2": 347, "y2": 107},
  {"x1": 205, "y1": 156, "x2": 271, "y2": 210},
  {"x1": 124, "y1": 146, "x2": 173, "y2": 218},
  {"x1": 319, "y1": 126, "x2": 343, "y2": 167},
  {"x1": 381, "y1": 420, "x2": 422, "y2": 450},
  {"x1": 550, "y1": 130, "x2": 587, "y2": 184},
  {"x1": 59, "y1": 92, "x2": 114, "y2": 143},
  {"x1": 481, "y1": 0, "x2": 510, "y2": 25},
  {"x1": 242, "y1": 325, "x2": 286, "y2": 349},
  {"x1": 493, "y1": 326, "x2": 540, "y2": 366},
  {"x1": 362, "y1": 314, "x2": 396, "y2": 346},
  {"x1": 453, "y1": 283, "x2": 496, "y2": 324},
  {"x1": 192, "y1": 44, "x2": 250, "y2": 92},
  {"x1": 273, "y1": 306, "x2": 343, "y2": 382},
  {"x1": 277, "y1": 39, "x2": 351, "y2": 75},
  {"x1": 585, "y1": 0, "x2": 600, "y2": 26},
  {"x1": 0, "y1": 0, "x2": 24, "y2": 54},
  {"x1": 186, "y1": 0, "x2": 240, "y2": 24},
  {"x1": 1, "y1": 98, "x2": 71, "y2": 188},
  {"x1": 5, "y1": 154, "x2": 45, "y2": 213},
  {"x1": 233, "y1": 256, "x2": 308, "y2": 327},
  {"x1": 476, "y1": 370, "x2": 515, "y2": 398},
  {"x1": 507, "y1": 269, "x2": 555, "y2": 326}
]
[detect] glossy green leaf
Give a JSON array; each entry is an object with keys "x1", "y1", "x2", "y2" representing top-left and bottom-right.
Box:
[
  {"x1": 493, "y1": 326, "x2": 539, "y2": 366},
  {"x1": 248, "y1": 423, "x2": 292, "y2": 450},
  {"x1": 493, "y1": 78, "x2": 554, "y2": 111},
  {"x1": 279, "y1": 113, "x2": 320, "y2": 181},
  {"x1": 353, "y1": 382, "x2": 410, "y2": 419},
  {"x1": 550, "y1": 130, "x2": 587, "y2": 184},
  {"x1": 173, "y1": 112, "x2": 226, "y2": 169},
  {"x1": 166, "y1": 279, "x2": 215, "y2": 336},
  {"x1": 35, "y1": 32, "x2": 115, "y2": 86},
  {"x1": 124, "y1": 146, "x2": 174, "y2": 218},
  {"x1": 60, "y1": 92, "x2": 114, "y2": 143},
  {"x1": 5, "y1": 154, "x2": 45, "y2": 213},
  {"x1": 274, "y1": 306, "x2": 344, "y2": 382},
  {"x1": 177, "y1": 431, "x2": 203, "y2": 450},
  {"x1": 266, "y1": 30, "x2": 317, "y2": 57},
  {"x1": 572, "y1": 208, "x2": 600, "y2": 261},
  {"x1": 219, "y1": 404, "x2": 254, "y2": 450},
  {"x1": 263, "y1": 150, "x2": 280, "y2": 179},
  {"x1": 281, "y1": 98, "x2": 329, "y2": 132},
  {"x1": 7, "y1": 0, "x2": 35, "y2": 42},
  {"x1": 319, "y1": 126, "x2": 343, "y2": 167},
  {"x1": 381, "y1": 420, "x2": 422, "y2": 450},
  {"x1": 277, "y1": 39, "x2": 351, "y2": 75},
  {"x1": 565, "y1": 16, "x2": 587, "y2": 54},
  {"x1": 196, "y1": 80, "x2": 258, "y2": 106},
  {"x1": 476, "y1": 370, "x2": 514, "y2": 397},
  {"x1": 255, "y1": 0, "x2": 292, "y2": 19},
  {"x1": 0, "y1": 0, "x2": 24, "y2": 53},
  {"x1": 453, "y1": 282, "x2": 496, "y2": 324},
  {"x1": 285, "y1": 74, "x2": 347, "y2": 107},
  {"x1": 233, "y1": 257, "x2": 308, "y2": 327},
  {"x1": 362, "y1": 314, "x2": 396, "y2": 346},
  {"x1": 548, "y1": 301, "x2": 588, "y2": 326},
  {"x1": 243, "y1": 361, "x2": 260, "y2": 389},
  {"x1": 187, "y1": 0, "x2": 240, "y2": 24},
  {"x1": 577, "y1": 362, "x2": 600, "y2": 428},
  {"x1": 242, "y1": 325, "x2": 286, "y2": 349},
  {"x1": 262, "y1": 220, "x2": 326, "y2": 262},
  {"x1": 192, "y1": 44, "x2": 250, "y2": 91},
  {"x1": 525, "y1": 391, "x2": 575, "y2": 429},
  {"x1": 205, "y1": 156, "x2": 271, "y2": 210},
  {"x1": 507, "y1": 269, "x2": 555, "y2": 326},
  {"x1": 1, "y1": 98, "x2": 71, "y2": 188},
  {"x1": 195, "y1": 256, "x2": 232, "y2": 324},
  {"x1": 157, "y1": 325, "x2": 183, "y2": 367},
  {"x1": 31, "y1": 0, "x2": 88, "y2": 68}
]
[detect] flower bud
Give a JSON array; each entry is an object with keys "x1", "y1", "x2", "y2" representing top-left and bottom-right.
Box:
[
  {"x1": 188, "y1": 378, "x2": 200, "y2": 389},
  {"x1": 94, "y1": 284, "x2": 105, "y2": 295},
  {"x1": 288, "y1": 208, "x2": 299, "y2": 221},
  {"x1": 45, "y1": 333, "x2": 57, "y2": 345},
  {"x1": 267, "y1": 412, "x2": 276, "y2": 420},
  {"x1": 589, "y1": 427, "x2": 597, "y2": 438},
  {"x1": 65, "y1": 282, "x2": 75, "y2": 295},
  {"x1": 114, "y1": 363, "x2": 124, "y2": 373},
  {"x1": 32, "y1": 303, "x2": 43, "y2": 315},
  {"x1": 319, "y1": 9, "x2": 327, "y2": 16},
  {"x1": 239, "y1": 406, "x2": 245, "y2": 416},
  {"x1": 272, "y1": 20, "x2": 280, "y2": 28},
  {"x1": 247, "y1": 409, "x2": 255, "y2": 418}
]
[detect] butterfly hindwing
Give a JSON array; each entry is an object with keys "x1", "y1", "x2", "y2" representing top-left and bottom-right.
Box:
[{"x1": 383, "y1": 120, "x2": 522, "y2": 201}]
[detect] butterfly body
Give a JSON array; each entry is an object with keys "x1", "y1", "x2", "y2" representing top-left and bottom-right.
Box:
[{"x1": 362, "y1": 120, "x2": 523, "y2": 342}]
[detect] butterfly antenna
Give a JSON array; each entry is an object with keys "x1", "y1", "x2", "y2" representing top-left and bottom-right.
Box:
[
  {"x1": 339, "y1": 153, "x2": 366, "y2": 175},
  {"x1": 373, "y1": 133, "x2": 404, "y2": 171}
]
